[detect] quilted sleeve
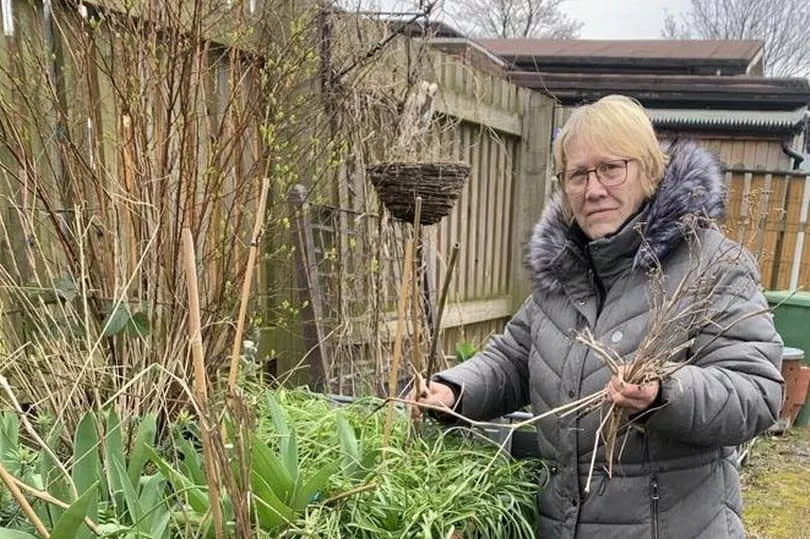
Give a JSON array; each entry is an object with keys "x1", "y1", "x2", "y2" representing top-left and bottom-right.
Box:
[{"x1": 432, "y1": 296, "x2": 534, "y2": 421}]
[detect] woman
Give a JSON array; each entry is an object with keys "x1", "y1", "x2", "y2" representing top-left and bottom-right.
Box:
[{"x1": 417, "y1": 95, "x2": 783, "y2": 538}]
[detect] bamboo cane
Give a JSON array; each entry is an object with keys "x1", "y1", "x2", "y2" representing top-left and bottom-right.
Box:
[
  {"x1": 410, "y1": 197, "x2": 424, "y2": 389},
  {"x1": 227, "y1": 177, "x2": 270, "y2": 393},
  {"x1": 0, "y1": 459, "x2": 50, "y2": 538},
  {"x1": 383, "y1": 237, "x2": 415, "y2": 447},
  {"x1": 181, "y1": 228, "x2": 224, "y2": 539},
  {"x1": 426, "y1": 243, "x2": 459, "y2": 387}
]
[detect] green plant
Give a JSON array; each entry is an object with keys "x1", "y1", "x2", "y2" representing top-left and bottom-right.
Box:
[
  {"x1": 148, "y1": 391, "x2": 345, "y2": 536},
  {"x1": 455, "y1": 342, "x2": 479, "y2": 364},
  {"x1": 0, "y1": 409, "x2": 172, "y2": 538},
  {"x1": 264, "y1": 389, "x2": 539, "y2": 538}
]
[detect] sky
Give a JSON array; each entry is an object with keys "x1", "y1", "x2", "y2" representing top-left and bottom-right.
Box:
[
  {"x1": 562, "y1": 0, "x2": 693, "y2": 39},
  {"x1": 362, "y1": 0, "x2": 696, "y2": 39}
]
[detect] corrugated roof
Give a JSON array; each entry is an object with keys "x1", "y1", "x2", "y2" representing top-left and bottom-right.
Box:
[
  {"x1": 506, "y1": 72, "x2": 810, "y2": 110},
  {"x1": 477, "y1": 39, "x2": 764, "y2": 61},
  {"x1": 647, "y1": 108, "x2": 807, "y2": 133}
]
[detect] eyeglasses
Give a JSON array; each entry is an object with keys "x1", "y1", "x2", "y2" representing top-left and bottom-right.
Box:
[{"x1": 557, "y1": 159, "x2": 632, "y2": 193}]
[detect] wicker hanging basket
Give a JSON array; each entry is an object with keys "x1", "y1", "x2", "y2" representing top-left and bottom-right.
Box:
[{"x1": 367, "y1": 161, "x2": 470, "y2": 225}]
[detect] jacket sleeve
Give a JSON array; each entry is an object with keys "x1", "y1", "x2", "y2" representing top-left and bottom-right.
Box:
[
  {"x1": 432, "y1": 296, "x2": 534, "y2": 421},
  {"x1": 644, "y1": 252, "x2": 784, "y2": 447}
]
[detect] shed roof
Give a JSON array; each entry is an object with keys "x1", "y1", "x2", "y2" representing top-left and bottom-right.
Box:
[
  {"x1": 647, "y1": 108, "x2": 807, "y2": 134},
  {"x1": 477, "y1": 39, "x2": 764, "y2": 61},
  {"x1": 508, "y1": 72, "x2": 810, "y2": 110},
  {"x1": 476, "y1": 39, "x2": 765, "y2": 75}
]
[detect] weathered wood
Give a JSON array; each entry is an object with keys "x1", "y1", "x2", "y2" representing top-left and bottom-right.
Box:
[
  {"x1": 491, "y1": 137, "x2": 504, "y2": 297},
  {"x1": 288, "y1": 184, "x2": 329, "y2": 391},
  {"x1": 511, "y1": 91, "x2": 553, "y2": 309},
  {"x1": 793, "y1": 176, "x2": 810, "y2": 289},
  {"x1": 769, "y1": 174, "x2": 790, "y2": 289},
  {"x1": 349, "y1": 295, "x2": 513, "y2": 343},
  {"x1": 427, "y1": 242, "x2": 459, "y2": 384},
  {"x1": 434, "y1": 88, "x2": 522, "y2": 137}
]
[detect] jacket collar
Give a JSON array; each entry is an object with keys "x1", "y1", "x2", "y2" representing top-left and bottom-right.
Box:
[{"x1": 526, "y1": 140, "x2": 726, "y2": 295}]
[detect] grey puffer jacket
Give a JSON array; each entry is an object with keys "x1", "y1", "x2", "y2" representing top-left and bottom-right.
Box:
[{"x1": 435, "y1": 141, "x2": 784, "y2": 539}]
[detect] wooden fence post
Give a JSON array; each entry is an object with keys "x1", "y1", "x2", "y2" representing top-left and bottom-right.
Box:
[
  {"x1": 288, "y1": 184, "x2": 329, "y2": 391},
  {"x1": 510, "y1": 90, "x2": 554, "y2": 310}
]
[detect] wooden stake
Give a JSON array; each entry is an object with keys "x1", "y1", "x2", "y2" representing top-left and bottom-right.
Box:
[
  {"x1": 383, "y1": 237, "x2": 414, "y2": 447},
  {"x1": 410, "y1": 197, "x2": 424, "y2": 388},
  {"x1": 181, "y1": 228, "x2": 224, "y2": 539},
  {"x1": 0, "y1": 458, "x2": 50, "y2": 538},
  {"x1": 426, "y1": 243, "x2": 460, "y2": 386},
  {"x1": 228, "y1": 177, "x2": 270, "y2": 393}
]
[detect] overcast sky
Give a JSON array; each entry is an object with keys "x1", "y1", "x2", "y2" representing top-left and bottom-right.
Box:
[
  {"x1": 352, "y1": 0, "x2": 696, "y2": 39},
  {"x1": 563, "y1": 0, "x2": 693, "y2": 39}
]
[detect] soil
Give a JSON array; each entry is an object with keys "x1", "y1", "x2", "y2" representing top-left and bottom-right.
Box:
[{"x1": 741, "y1": 426, "x2": 810, "y2": 538}]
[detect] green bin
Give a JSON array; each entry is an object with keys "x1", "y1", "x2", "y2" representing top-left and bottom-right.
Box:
[
  {"x1": 765, "y1": 291, "x2": 810, "y2": 427},
  {"x1": 764, "y1": 291, "x2": 810, "y2": 365}
]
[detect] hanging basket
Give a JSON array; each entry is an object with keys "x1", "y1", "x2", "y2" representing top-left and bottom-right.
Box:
[{"x1": 367, "y1": 161, "x2": 470, "y2": 225}]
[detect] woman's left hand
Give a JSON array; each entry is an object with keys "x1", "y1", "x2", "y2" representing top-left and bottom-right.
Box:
[{"x1": 607, "y1": 366, "x2": 660, "y2": 414}]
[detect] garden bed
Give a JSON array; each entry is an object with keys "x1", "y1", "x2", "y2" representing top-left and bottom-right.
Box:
[{"x1": 0, "y1": 389, "x2": 542, "y2": 538}]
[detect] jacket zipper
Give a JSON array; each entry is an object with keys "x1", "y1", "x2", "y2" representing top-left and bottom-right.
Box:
[{"x1": 650, "y1": 475, "x2": 660, "y2": 539}]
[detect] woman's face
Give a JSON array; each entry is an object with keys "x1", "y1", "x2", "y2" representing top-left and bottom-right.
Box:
[{"x1": 563, "y1": 138, "x2": 650, "y2": 240}]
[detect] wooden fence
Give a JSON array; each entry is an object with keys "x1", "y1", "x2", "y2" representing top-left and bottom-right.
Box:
[
  {"x1": 725, "y1": 169, "x2": 810, "y2": 290},
  {"x1": 278, "y1": 45, "x2": 557, "y2": 393}
]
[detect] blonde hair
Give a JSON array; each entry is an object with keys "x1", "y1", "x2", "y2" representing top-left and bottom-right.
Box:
[{"x1": 553, "y1": 95, "x2": 669, "y2": 202}]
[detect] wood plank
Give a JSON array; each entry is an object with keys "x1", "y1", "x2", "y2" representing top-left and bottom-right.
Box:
[
  {"x1": 737, "y1": 172, "x2": 754, "y2": 246},
  {"x1": 511, "y1": 92, "x2": 553, "y2": 309},
  {"x1": 742, "y1": 140, "x2": 757, "y2": 170},
  {"x1": 466, "y1": 127, "x2": 480, "y2": 300},
  {"x1": 752, "y1": 140, "x2": 770, "y2": 170},
  {"x1": 434, "y1": 88, "x2": 522, "y2": 137},
  {"x1": 474, "y1": 129, "x2": 488, "y2": 298},
  {"x1": 485, "y1": 133, "x2": 498, "y2": 297},
  {"x1": 445, "y1": 123, "x2": 462, "y2": 298},
  {"x1": 500, "y1": 139, "x2": 516, "y2": 294},
  {"x1": 457, "y1": 126, "x2": 471, "y2": 300},
  {"x1": 758, "y1": 173, "x2": 779, "y2": 287},
  {"x1": 491, "y1": 135, "x2": 504, "y2": 297},
  {"x1": 442, "y1": 296, "x2": 512, "y2": 329},
  {"x1": 775, "y1": 175, "x2": 801, "y2": 289},
  {"x1": 348, "y1": 296, "x2": 514, "y2": 343},
  {"x1": 437, "y1": 127, "x2": 449, "y2": 267},
  {"x1": 793, "y1": 176, "x2": 810, "y2": 289},
  {"x1": 723, "y1": 170, "x2": 738, "y2": 236},
  {"x1": 748, "y1": 173, "x2": 768, "y2": 258},
  {"x1": 765, "y1": 174, "x2": 789, "y2": 288}
]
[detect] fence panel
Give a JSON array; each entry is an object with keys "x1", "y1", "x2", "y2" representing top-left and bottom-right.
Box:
[{"x1": 725, "y1": 169, "x2": 810, "y2": 290}]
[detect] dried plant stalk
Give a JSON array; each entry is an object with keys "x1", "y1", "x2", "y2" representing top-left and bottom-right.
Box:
[
  {"x1": 0, "y1": 458, "x2": 50, "y2": 538},
  {"x1": 181, "y1": 229, "x2": 224, "y2": 539},
  {"x1": 227, "y1": 177, "x2": 271, "y2": 393}
]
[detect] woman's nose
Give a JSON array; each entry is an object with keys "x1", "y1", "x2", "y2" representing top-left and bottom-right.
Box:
[{"x1": 584, "y1": 173, "x2": 608, "y2": 199}]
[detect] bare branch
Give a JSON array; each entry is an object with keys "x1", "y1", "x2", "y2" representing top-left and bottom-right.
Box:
[
  {"x1": 661, "y1": 0, "x2": 810, "y2": 77},
  {"x1": 444, "y1": 0, "x2": 582, "y2": 38}
]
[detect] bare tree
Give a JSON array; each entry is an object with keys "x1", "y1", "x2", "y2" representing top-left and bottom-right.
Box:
[
  {"x1": 444, "y1": 0, "x2": 582, "y2": 38},
  {"x1": 662, "y1": 0, "x2": 810, "y2": 78}
]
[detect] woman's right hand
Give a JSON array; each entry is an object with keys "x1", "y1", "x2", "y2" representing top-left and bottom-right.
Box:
[{"x1": 410, "y1": 381, "x2": 457, "y2": 420}]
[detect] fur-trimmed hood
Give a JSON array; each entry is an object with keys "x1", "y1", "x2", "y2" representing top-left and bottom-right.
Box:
[{"x1": 527, "y1": 140, "x2": 726, "y2": 294}]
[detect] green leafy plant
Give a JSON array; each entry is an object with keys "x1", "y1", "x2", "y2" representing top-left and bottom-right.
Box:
[
  {"x1": 0, "y1": 410, "x2": 171, "y2": 538},
  {"x1": 455, "y1": 342, "x2": 479, "y2": 364},
  {"x1": 101, "y1": 303, "x2": 151, "y2": 338}
]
